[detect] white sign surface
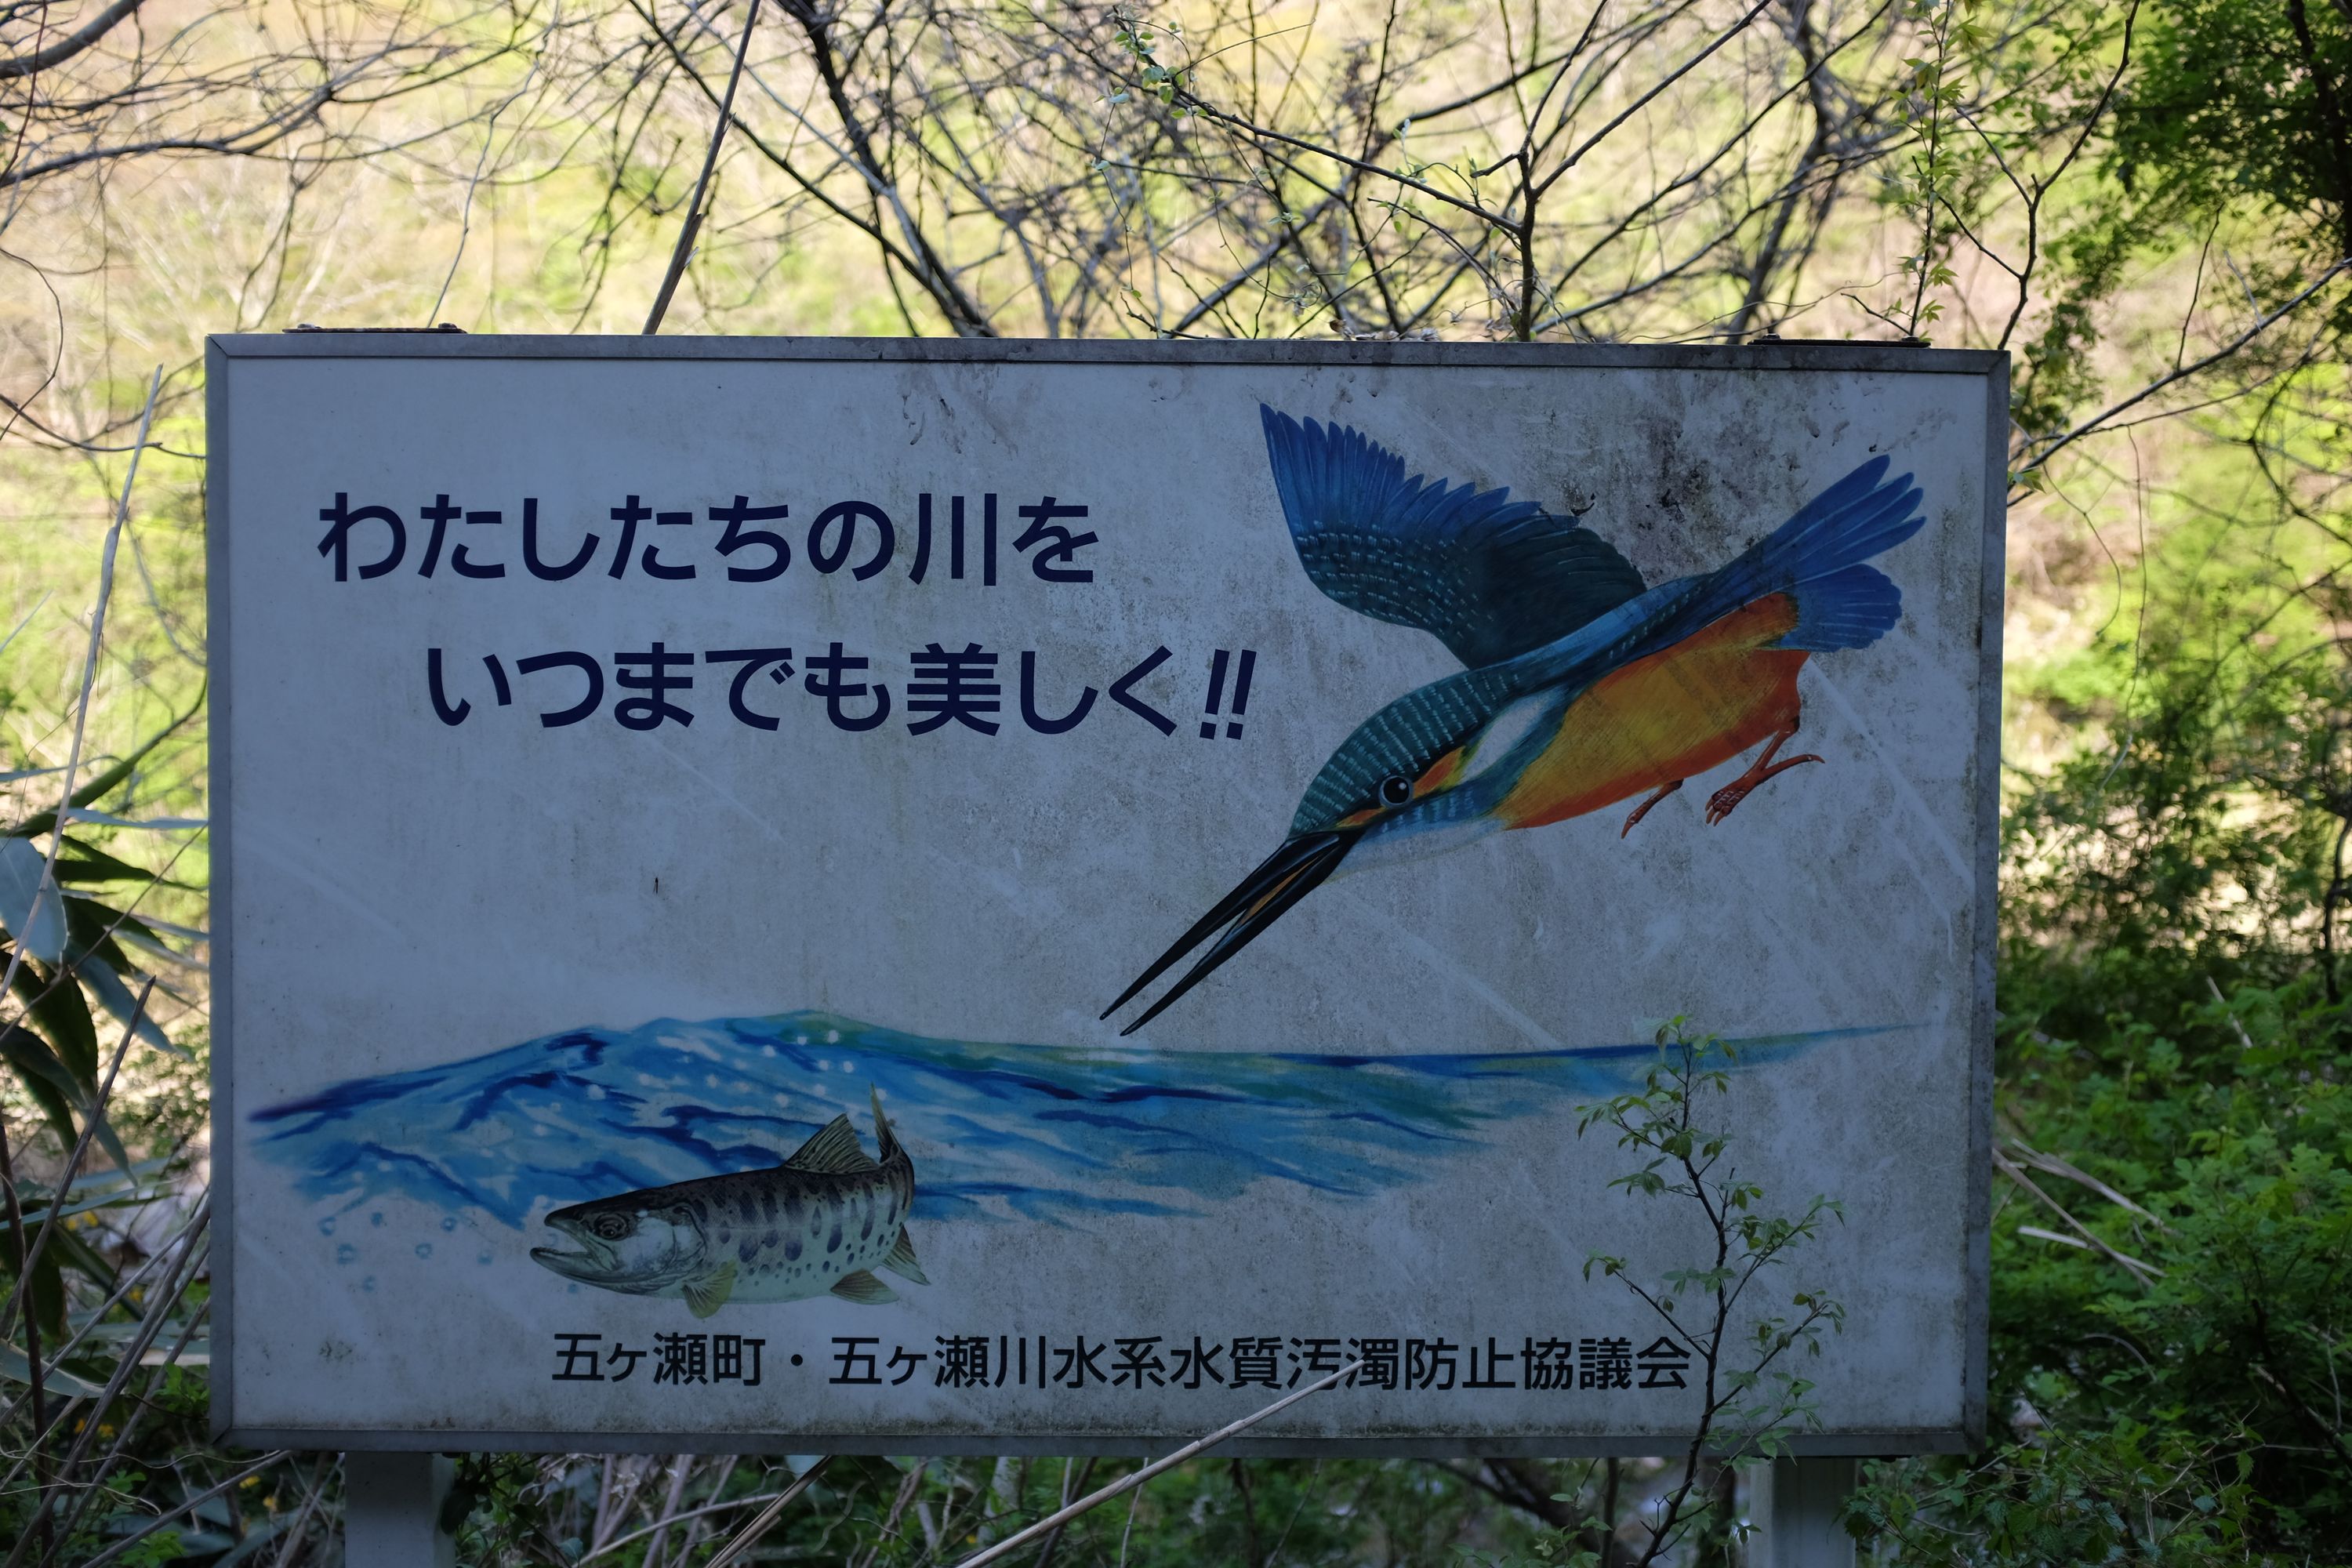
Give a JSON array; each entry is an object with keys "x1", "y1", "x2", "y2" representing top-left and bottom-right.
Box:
[{"x1": 209, "y1": 338, "x2": 2002, "y2": 1454}]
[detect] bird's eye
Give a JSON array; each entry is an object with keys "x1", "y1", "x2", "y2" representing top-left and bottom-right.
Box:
[
  {"x1": 591, "y1": 1214, "x2": 630, "y2": 1240},
  {"x1": 1379, "y1": 774, "x2": 1414, "y2": 808}
]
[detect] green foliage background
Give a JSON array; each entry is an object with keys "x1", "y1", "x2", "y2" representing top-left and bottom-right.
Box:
[{"x1": 2, "y1": 0, "x2": 2350, "y2": 1559}]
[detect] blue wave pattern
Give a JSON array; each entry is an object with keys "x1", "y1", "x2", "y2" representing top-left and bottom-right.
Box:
[{"x1": 249, "y1": 1012, "x2": 1894, "y2": 1229}]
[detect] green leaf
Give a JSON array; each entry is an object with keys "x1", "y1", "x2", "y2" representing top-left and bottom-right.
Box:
[
  {"x1": 14, "y1": 1180, "x2": 160, "y2": 1229},
  {"x1": 58, "y1": 809, "x2": 206, "y2": 833},
  {"x1": 15, "y1": 956, "x2": 99, "y2": 1086},
  {"x1": 84, "y1": 1103, "x2": 133, "y2": 1176},
  {"x1": 53, "y1": 837, "x2": 160, "y2": 885},
  {"x1": 0, "y1": 1020, "x2": 81, "y2": 1099},
  {"x1": 0, "y1": 1024, "x2": 82, "y2": 1152},
  {"x1": 5, "y1": 684, "x2": 204, "y2": 839},
  {"x1": 9, "y1": 1227, "x2": 68, "y2": 1341},
  {"x1": 0, "y1": 837, "x2": 67, "y2": 964},
  {"x1": 45, "y1": 1218, "x2": 121, "y2": 1292},
  {"x1": 0, "y1": 1338, "x2": 106, "y2": 1396},
  {"x1": 111, "y1": 1530, "x2": 187, "y2": 1568},
  {"x1": 62, "y1": 893, "x2": 137, "y2": 970},
  {"x1": 80, "y1": 956, "x2": 179, "y2": 1057}
]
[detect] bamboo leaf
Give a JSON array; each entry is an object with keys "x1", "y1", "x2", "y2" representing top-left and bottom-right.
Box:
[
  {"x1": 0, "y1": 1025, "x2": 82, "y2": 1152},
  {"x1": 5, "y1": 684, "x2": 205, "y2": 839},
  {"x1": 57, "y1": 809, "x2": 207, "y2": 833},
  {"x1": 15, "y1": 956, "x2": 99, "y2": 1085},
  {"x1": 0, "y1": 1338, "x2": 106, "y2": 1396},
  {"x1": 54, "y1": 837, "x2": 158, "y2": 885},
  {"x1": 0, "y1": 837, "x2": 67, "y2": 964},
  {"x1": 80, "y1": 956, "x2": 180, "y2": 1057},
  {"x1": 45, "y1": 1218, "x2": 121, "y2": 1293}
]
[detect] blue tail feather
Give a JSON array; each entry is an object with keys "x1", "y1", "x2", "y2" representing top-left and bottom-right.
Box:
[
  {"x1": 1697, "y1": 457, "x2": 1926, "y2": 624},
  {"x1": 1776, "y1": 564, "x2": 1904, "y2": 651},
  {"x1": 1498, "y1": 455, "x2": 1929, "y2": 691}
]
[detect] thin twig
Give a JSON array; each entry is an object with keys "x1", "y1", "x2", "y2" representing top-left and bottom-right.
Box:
[
  {"x1": 0, "y1": 0, "x2": 144, "y2": 80},
  {"x1": 2005, "y1": 1135, "x2": 2170, "y2": 1230},
  {"x1": 429, "y1": 58, "x2": 541, "y2": 326},
  {"x1": 2016, "y1": 263, "x2": 2350, "y2": 479},
  {"x1": 701, "y1": 1455, "x2": 834, "y2": 1568},
  {"x1": 644, "y1": 0, "x2": 763, "y2": 333},
  {"x1": 0, "y1": 977, "x2": 154, "y2": 1337},
  {"x1": 0, "y1": 364, "x2": 162, "y2": 1069},
  {"x1": 1994, "y1": 1149, "x2": 2162, "y2": 1285},
  {"x1": 575, "y1": 1485, "x2": 801, "y2": 1564},
  {"x1": 1535, "y1": 0, "x2": 1777, "y2": 197},
  {"x1": 951, "y1": 1363, "x2": 1359, "y2": 1568},
  {"x1": 270, "y1": 1454, "x2": 336, "y2": 1568},
  {"x1": 71, "y1": 1449, "x2": 290, "y2": 1568},
  {"x1": 1030, "y1": 1456, "x2": 1098, "y2": 1568},
  {"x1": 0, "y1": 368, "x2": 162, "y2": 1504}
]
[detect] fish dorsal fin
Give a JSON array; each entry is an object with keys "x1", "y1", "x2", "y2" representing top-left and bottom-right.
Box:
[
  {"x1": 881, "y1": 1226, "x2": 928, "y2": 1286},
  {"x1": 784, "y1": 1114, "x2": 878, "y2": 1174},
  {"x1": 684, "y1": 1261, "x2": 735, "y2": 1319},
  {"x1": 830, "y1": 1268, "x2": 897, "y2": 1305}
]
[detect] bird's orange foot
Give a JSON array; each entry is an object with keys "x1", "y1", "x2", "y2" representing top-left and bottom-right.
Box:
[
  {"x1": 1621, "y1": 780, "x2": 1683, "y2": 837},
  {"x1": 1704, "y1": 754, "x2": 1823, "y2": 826}
]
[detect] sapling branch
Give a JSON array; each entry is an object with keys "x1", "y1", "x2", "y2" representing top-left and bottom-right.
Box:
[{"x1": 1568, "y1": 1024, "x2": 1844, "y2": 1566}]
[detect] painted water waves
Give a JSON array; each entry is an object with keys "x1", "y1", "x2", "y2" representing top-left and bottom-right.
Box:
[{"x1": 249, "y1": 1011, "x2": 1900, "y2": 1232}]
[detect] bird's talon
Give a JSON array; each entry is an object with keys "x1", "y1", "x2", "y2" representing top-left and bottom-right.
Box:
[
  {"x1": 1621, "y1": 779, "x2": 1683, "y2": 837},
  {"x1": 1704, "y1": 750, "x2": 1824, "y2": 825}
]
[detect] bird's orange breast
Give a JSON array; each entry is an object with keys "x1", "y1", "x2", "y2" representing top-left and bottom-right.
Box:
[{"x1": 1496, "y1": 596, "x2": 1809, "y2": 829}]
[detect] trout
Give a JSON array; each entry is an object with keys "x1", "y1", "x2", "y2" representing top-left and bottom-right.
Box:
[{"x1": 529, "y1": 1088, "x2": 924, "y2": 1317}]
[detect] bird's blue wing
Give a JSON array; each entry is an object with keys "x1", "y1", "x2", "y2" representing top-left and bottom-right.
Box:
[{"x1": 1261, "y1": 406, "x2": 1647, "y2": 669}]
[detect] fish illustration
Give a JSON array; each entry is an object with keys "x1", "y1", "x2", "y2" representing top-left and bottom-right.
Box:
[{"x1": 528, "y1": 1088, "x2": 925, "y2": 1317}]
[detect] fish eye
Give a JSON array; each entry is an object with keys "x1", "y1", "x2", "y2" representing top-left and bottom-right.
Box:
[
  {"x1": 1379, "y1": 774, "x2": 1414, "y2": 807},
  {"x1": 590, "y1": 1214, "x2": 630, "y2": 1240}
]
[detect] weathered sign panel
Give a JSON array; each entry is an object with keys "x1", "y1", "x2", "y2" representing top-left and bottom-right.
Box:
[{"x1": 208, "y1": 336, "x2": 2003, "y2": 1454}]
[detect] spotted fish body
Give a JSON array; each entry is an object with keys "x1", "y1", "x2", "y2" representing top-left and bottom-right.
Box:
[{"x1": 529, "y1": 1089, "x2": 924, "y2": 1317}]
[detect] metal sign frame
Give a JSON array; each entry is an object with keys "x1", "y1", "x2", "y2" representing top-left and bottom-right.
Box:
[{"x1": 207, "y1": 334, "x2": 2005, "y2": 1457}]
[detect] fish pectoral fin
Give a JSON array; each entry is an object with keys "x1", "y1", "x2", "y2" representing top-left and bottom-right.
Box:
[
  {"x1": 683, "y1": 1262, "x2": 737, "y2": 1319},
  {"x1": 881, "y1": 1226, "x2": 929, "y2": 1286},
  {"x1": 784, "y1": 1115, "x2": 881, "y2": 1175},
  {"x1": 829, "y1": 1269, "x2": 898, "y2": 1305}
]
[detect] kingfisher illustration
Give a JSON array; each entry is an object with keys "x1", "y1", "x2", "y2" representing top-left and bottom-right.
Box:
[{"x1": 1102, "y1": 405, "x2": 1929, "y2": 1035}]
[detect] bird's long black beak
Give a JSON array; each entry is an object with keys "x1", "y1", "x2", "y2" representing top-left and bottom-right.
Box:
[{"x1": 1101, "y1": 829, "x2": 1358, "y2": 1036}]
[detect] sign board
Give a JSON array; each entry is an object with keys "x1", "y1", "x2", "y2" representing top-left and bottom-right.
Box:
[{"x1": 207, "y1": 336, "x2": 2004, "y2": 1455}]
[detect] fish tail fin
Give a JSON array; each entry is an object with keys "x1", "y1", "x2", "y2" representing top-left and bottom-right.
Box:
[{"x1": 869, "y1": 1085, "x2": 900, "y2": 1160}]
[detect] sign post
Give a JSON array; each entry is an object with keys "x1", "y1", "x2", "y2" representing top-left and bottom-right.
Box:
[
  {"x1": 209, "y1": 336, "x2": 2002, "y2": 1523},
  {"x1": 1757, "y1": 1454, "x2": 1861, "y2": 1566},
  {"x1": 342, "y1": 1452, "x2": 454, "y2": 1567}
]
